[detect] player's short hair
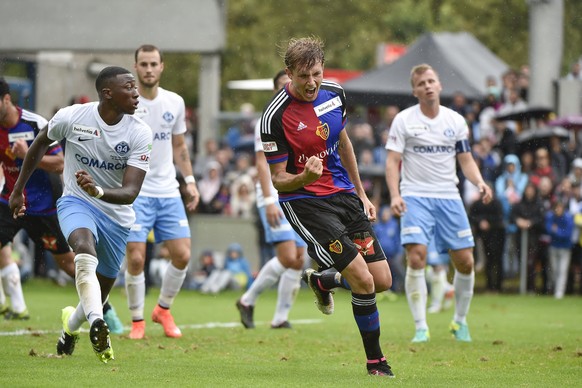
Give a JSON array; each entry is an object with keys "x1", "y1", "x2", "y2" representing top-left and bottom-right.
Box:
[
  {"x1": 284, "y1": 36, "x2": 325, "y2": 72},
  {"x1": 410, "y1": 64, "x2": 438, "y2": 87},
  {"x1": 135, "y1": 44, "x2": 163, "y2": 63},
  {"x1": 95, "y1": 66, "x2": 132, "y2": 93},
  {"x1": 273, "y1": 69, "x2": 287, "y2": 90},
  {"x1": 0, "y1": 77, "x2": 10, "y2": 97}
]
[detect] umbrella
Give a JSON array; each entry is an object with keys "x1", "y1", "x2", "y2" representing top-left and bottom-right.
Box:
[
  {"x1": 547, "y1": 115, "x2": 582, "y2": 130},
  {"x1": 517, "y1": 126, "x2": 571, "y2": 153},
  {"x1": 517, "y1": 126, "x2": 570, "y2": 143},
  {"x1": 495, "y1": 106, "x2": 554, "y2": 122}
]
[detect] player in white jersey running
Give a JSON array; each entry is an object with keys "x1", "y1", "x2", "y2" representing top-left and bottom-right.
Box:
[
  {"x1": 125, "y1": 44, "x2": 200, "y2": 339},
  {"x1": 385, "y1": 64, "x2": 492, "y2": 343},
  {"x1": 10, "y1": 66, "x2": 152, "y2": 363},
  {"x1": 236, "y1": 70, "x2": 306, "y2": 329}
]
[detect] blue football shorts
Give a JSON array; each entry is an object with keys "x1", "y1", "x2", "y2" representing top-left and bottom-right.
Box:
[
  {"x1": 400, "y1": 196, "x2": 474, "y2": 255},
  {"x1": 127, "y1": 196, "x2": 191, "y2": 243},
  {"x1": 57, "y1": 195, "x2": 129, "y2": 279},
  {"x1": 258, "y1": 203, "x2": 307, "y2": 247}
]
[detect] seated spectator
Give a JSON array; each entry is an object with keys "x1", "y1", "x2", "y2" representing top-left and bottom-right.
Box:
[
  {"x1": 198, "y1": 161, "x2": 225, "y2": 214},
  {"x1": 188, "y1": 250, "x2": 218, "y2": 290},
  {"x1": 200, "y1": 243, "x2": 254, "y2": 294},
  {"x1": 229, "y1": 173, "x2": 256, "y2": 219},
  {"x1": 565, "y1": 61, "x2": 582, "y2": 81}
]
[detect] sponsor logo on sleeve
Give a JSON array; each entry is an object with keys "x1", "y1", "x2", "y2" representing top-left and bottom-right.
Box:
[{"x1": 262, "y1": 141, "x2": 278, "y2": 152}]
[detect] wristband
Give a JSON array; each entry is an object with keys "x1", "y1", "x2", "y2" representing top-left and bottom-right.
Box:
[
  {"x1": 184, "y1": 175, "x2": 196, "y2": 184},
  {"x1": 94, "y1": 186, "x2": 104, "y2": 199},
  {"x1": 264, "y1": 196, "x2": 276, "y2": 206}
]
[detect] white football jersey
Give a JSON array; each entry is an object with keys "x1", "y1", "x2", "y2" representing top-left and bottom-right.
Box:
[
  {"x1": 385, "y1": 104, "x2": 468, "y2": 199},
  {"x1": 133, "y1": 87, "x2": 187, "y2": 197},
  {"x1": 254, "y1": 118, "x2": 278, "y2": 207},
  {"x1": 48, "y1": 102, "x2": 152, "y2": 227}
]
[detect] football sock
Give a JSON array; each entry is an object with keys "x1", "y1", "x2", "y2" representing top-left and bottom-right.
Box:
[
  {"x1": 158, "y1": 263, "x2": 187, "y2": 308},
  {"x1": 103, "y1": 300, "x2": 111, "y2": 314},
  {"x1": 125, "y1": 271, "x2": 146, "y2": 321},
  {"x1": 320, "y1": 269, "x2": 351, "y2": 290},
  {"x1": 273, "y1": 268, "x2": 301, "y2": 324},
  {"x1": 1, "y1": 262, "x2": 27, "y2": 313},
  {"x1": 453, "y1": 270, "x2": 474, "y2": 324},
  {"x1": 429, "y1": 268, "x2": 447, "y2": 310},
  {"x1": 74, "y1": 253, "x2": 101, "y2": 325},
  {"x1": 0, "y1": 274, "x2": 5, "y2": 306},
  {"x1": 68, "y1": 302, "x2": 86, "y2": 333},
  {"x1": 241, "y1": 257, "x2": 285, "y2": 306},
  {"x1": 352, "y1": 292, "x2": 383, "y2": 361},
  {"x1": 405, "y1": 267, "x2": 428, "y2": 330}
]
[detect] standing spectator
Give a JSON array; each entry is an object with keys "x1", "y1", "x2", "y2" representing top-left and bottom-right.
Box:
[
  {"x1": 385, "y1": 63, "x2": 492, "y2": 343},
  {"x1": 545, "y1": 201, "x2": 574, "y2": 299},
  {"x1": 261, "y1": 36, "x2": 394, "y2": 377},
  {"x1": 531, "y1": 148, "x2": 557, "y2": 188},
  {"x1": 10, "y1": 66, "x2": 152, "y2": 363},
  {"x1": 548, "y1": 136, "x2": 569, "y2": 183},
  {"x1": 125, "y1": 45, "x2": 200, "y2": 340},
  {"x1": 469, "y1": 184, "x2": 506, "y2": 292},
  {"x1": 511, "y1": 182, "x2": 545, "y2": 293},
  {"x1": 495, "y1": 154, "x2": 528, "y2": 277}
]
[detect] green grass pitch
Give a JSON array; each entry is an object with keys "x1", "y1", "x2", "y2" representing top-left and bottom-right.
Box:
[{"x1": 0, "y1": 279, "x2": 580, "y2": 387}]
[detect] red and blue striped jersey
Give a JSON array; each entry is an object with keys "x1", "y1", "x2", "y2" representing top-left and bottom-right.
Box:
[
  {"x1": 260, "y1": 80, "x2": 354, "y2": 201},
  {"x1": 0, "y1": 108, "x2": 63, "y2": 215}
]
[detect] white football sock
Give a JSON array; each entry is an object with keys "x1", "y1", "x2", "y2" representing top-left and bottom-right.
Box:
[
  {"x1": 272, "y1": 268, "x2": 301, "y2": 325},
  {"x1": 0, "y1": 274, "x2": 5, "y2": 306},
  {"x1": 453, "y1": 270, "x2": 474, "y2": 325},
  {"x1": 158, "y1": 263, "x2": 187, "y2": 308},
  {"x1": 74, "y1": 253, "x2": 101, "y2": 325},
  {"x1": 429, "y1": 269, "x2": 447, "y2": 310},
  {"x1": 241, "y1": 257, "x2": 285, "y2": 306},
  {"x1": 68, "y1": 302, "x2": 87, "y2": 333},
  {"x1": 405, "y1": 267, "x2": 428, "y2": 330},
  {"x1": 125, "y1": 271, "x2": 146, "y2": 321},
  {"x1": 1, "y1": 262, "x2": 27, "y2": 313}
]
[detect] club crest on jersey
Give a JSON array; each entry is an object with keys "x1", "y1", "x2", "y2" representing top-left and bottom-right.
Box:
[
  {"x1": 316, "y1": 123, "x2": 330, "y2": 140},
  {"x1": 72, "y1": 124, "x2": 101, "y2": 138},
  {"x1": 444, "y1": 128, "x2": 455, "y2": 137},
  {"x1": 114, "y1": 141, "x2": 130, "y2": 156},
  {"x1": 162, "y1": 111, "x2": 174, "y2": 123},
  {"x1": 353, "y1": 232, "x2": 375, "y2": 256},
  {"x1": 329, "y1": 240, "x2": 343, "y2": 254}
]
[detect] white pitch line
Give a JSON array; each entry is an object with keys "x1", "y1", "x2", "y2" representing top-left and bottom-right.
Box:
[{"x1": 0, "y1": 318, "x2": 322, "y2": 337}]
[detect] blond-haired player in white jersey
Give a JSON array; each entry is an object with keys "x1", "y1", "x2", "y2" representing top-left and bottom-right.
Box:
[
  {"x1": 10, "y1": 66, "x2": 152, "y2": 363},
  {"x1": 125, "y1": 44, "x2": 200, "y2": 340},
  {"x1": 385, "y1": 64, "x2": 492, "y2": 343}
]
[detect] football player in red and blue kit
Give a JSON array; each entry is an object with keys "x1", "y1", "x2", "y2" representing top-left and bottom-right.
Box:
[
  {"x1": 0, "y1": 77, "x2": 73, "y2": 320},
  {"x1": 260, "y1": 37, "x2": 395, "y2": 378}
]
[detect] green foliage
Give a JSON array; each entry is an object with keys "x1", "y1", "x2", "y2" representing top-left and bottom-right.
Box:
[{"x1": 1, "y1": 279, "x2": 581, "y2": 387}]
